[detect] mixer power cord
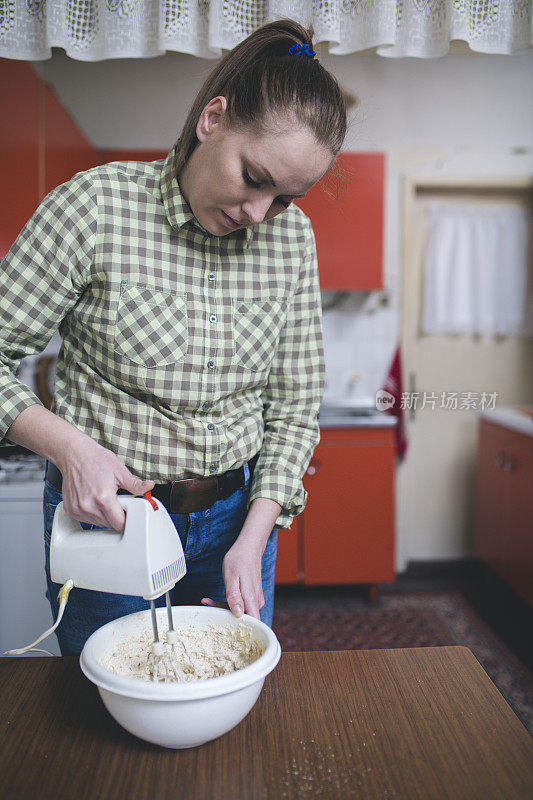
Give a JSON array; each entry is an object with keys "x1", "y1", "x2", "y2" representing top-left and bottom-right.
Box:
[{"x1": 2, "y1": 579, "x2": 74, "y2": 657}]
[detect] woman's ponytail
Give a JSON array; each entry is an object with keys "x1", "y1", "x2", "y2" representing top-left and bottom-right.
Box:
[{"x1": 174, "y1": 18, "x2": 350, "y2": 198}]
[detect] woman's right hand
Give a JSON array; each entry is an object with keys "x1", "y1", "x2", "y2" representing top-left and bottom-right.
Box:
[{"x1": 55, "y1": 435, "x2": 155, "y2": 532}]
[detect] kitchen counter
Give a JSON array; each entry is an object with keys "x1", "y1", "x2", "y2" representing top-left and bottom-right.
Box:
[
  {"x1": 2, "y1": 647, "x2": 532, "y2": 800},
  {"x1": 319, "y1": 400, "x2": 398, "y2": 428},
  {"x1": 477, "y1": 406, "x2": 533, "y2": 438},
  {"x1": 319, "y1": 413, "x2": 397, "y2": 428}
]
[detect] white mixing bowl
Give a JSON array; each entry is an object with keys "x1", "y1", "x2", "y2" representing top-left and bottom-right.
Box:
[{"x1": 80, "y1": 605, "x2": 281, "y2": 749}]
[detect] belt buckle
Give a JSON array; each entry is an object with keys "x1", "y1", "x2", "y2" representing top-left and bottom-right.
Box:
[{"x1": 169, "y1": 476, "x2": 219, "y2": 513}]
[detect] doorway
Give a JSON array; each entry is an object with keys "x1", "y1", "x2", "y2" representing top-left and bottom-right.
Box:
[{"x1": 398, "y1": 175, "x2": 533, "y2": 564}]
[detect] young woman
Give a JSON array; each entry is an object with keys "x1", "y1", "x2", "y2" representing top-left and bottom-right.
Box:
[{"x1": 0, "y1": 19, "x2": 347, "y2": 653}]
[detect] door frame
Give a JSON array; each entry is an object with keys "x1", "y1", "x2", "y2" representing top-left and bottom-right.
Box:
[{"x1": 398, "y1": 172, "x2": 533, "y2": 570}]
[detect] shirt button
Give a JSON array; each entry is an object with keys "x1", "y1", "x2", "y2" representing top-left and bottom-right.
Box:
[
  {"x1": 207, "y1": 423, "x2": 215, "y2": 430},
  {"x1": 209, "y1": 464, "x2": 217, "y2": 472},
  {"x1": 209, "y1": 314, "x2": 217, "y2": 323},
  {"x1": 202, "y1": 401, "x2": 211, "y2": 410},
  {"x1": 207, "y1": 360, "x2": 215, "y2": 369},
  {"x1": 208, "y1": 273, "x2": 215, "y2": 281}
]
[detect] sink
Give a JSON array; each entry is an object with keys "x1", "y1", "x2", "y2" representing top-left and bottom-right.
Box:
[
  {"x1": 318, "y1": 399, "x2": 396, "y2": 427},
  {"x1": 319, "y1": 399, "x2": 378, "y2": 417}
]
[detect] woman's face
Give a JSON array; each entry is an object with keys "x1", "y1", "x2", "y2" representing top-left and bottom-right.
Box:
[{"x1": 178, "y1": 96, "x2": 334, "y2": 236}]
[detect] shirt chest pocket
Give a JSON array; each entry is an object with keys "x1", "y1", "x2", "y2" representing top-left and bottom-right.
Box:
[
  {"x1": 232, "y1": 297, "x2": 288, "y2": 372},
  {"x1": 114, "y1": 283, "x2": 188, "y2": 368}
]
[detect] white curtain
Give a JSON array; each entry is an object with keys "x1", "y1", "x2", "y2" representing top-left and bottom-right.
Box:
[
  {"x1": 421, "y1": 203, "x2": 533, "y2": 337},
  {"x1": 0, "y1": 0, "x2": 531, "y2": 61}
]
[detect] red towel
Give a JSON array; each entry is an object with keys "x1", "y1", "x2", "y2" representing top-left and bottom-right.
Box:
[{"x1": 382, "y1": 346, "x2": 408, "y2": 460}]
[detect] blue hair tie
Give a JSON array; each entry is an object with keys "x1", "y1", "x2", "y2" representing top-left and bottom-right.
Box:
[{"x1": 288, "y1": 42, "x2": 319, "y2": 63}]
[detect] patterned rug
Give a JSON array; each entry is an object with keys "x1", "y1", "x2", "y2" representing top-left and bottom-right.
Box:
[{"x1": 272, "y1": 588, "x2": 533, "y2": 734}]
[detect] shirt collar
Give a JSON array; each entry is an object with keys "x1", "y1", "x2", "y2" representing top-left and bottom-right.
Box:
[{"x1": 160, "y1": 143, "x2": 253, "y2": 249}]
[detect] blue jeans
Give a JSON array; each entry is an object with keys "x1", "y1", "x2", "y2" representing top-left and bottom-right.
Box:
[{"x1": 43, "y1": 459, "x2": 278, "y2": 655}]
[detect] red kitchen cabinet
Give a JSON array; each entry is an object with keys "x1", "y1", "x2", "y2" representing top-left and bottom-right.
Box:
[
  {"x1": 474, "y1": 418, "x2": 533, "y2": 606},
  {"x1": 43, "y1": 80, "x2": 98, "y2": 196},
  {"x1": 294, "y1": 152, "x2": 385, "y2": 291},
  {"x1": 0, "y1": 60, "x2": 98, "y2": 258},
  {"x1": 274, "y1": 523, "x2": 301, "y2": 584},
  {"x1": 0, "y1": 59, "x2": 40, "y2": 258},
  {"x1": 276, "y1": 427, "x2": 396, "y2": 593}
]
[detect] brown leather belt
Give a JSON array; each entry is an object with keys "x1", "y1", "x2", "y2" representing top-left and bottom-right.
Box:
[{"x1": 44, "y1": 452, "x2": 259, "y2": 514}]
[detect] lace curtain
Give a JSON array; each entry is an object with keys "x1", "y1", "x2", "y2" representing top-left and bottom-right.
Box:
[
  {"x1": 0, "y1": 1, "x2": 531, "y2": 61},
  {"x1": 421, "y1": 204, "x2": 533, "y2": 336}
]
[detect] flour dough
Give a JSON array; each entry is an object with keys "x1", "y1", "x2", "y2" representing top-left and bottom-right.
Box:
[{"x1": 99, "y1": 622, "x2": 264, "y2": 683}]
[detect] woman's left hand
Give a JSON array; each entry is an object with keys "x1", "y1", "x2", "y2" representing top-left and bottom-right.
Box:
[{"x1": 201, "y1": 536, "x2": 265, "y2": 621}]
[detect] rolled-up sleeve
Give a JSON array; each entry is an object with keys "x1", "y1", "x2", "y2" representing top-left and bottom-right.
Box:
[
  {"x1": 247, "y1": 221, "x2": 325, "y2": 529},
  {"x1": 0, "y1": 175, "x2": 96, "y2": 446}
]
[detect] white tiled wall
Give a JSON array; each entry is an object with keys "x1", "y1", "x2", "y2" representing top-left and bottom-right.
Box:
[{"x1": 321, "y1": 291, "x2": 399, "y2": 404}]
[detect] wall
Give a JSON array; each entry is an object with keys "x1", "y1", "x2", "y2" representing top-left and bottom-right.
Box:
[{"x1": 27, "y1": 46, "x2": 533, "y2": 568}]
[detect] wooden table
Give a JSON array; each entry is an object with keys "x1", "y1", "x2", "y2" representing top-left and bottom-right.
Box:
[{"x1": 1, "y1": 646, "x2": 532, "y2": 799}]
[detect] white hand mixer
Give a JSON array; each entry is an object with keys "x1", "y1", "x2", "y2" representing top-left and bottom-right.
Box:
[
  {"x1": 50, "y1": 491, "x2": 189, "y2": 677},
  {"x1": 4, "y1": 491, "x2": 190, "y2": 678}
]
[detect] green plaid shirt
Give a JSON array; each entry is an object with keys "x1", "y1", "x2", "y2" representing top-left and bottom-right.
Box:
[{"x1": 0, "y1": 143, "x2": 325, "y2": 529}]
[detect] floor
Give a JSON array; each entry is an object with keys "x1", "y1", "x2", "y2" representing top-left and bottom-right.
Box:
[
  {"x1": 390, "y1": 559, "x2": 533, "y2": 671},
  {"x1": 275, "y1": 558, "x2": 533, "y2": 672}
]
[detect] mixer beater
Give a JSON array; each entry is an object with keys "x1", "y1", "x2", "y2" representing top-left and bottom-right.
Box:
[
  {"x1": 145, "y1": 591, "x2": 196, "y2": 680},
  {"x1": 49, "y1": 490, "x2": 191, "y2": 676}
]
